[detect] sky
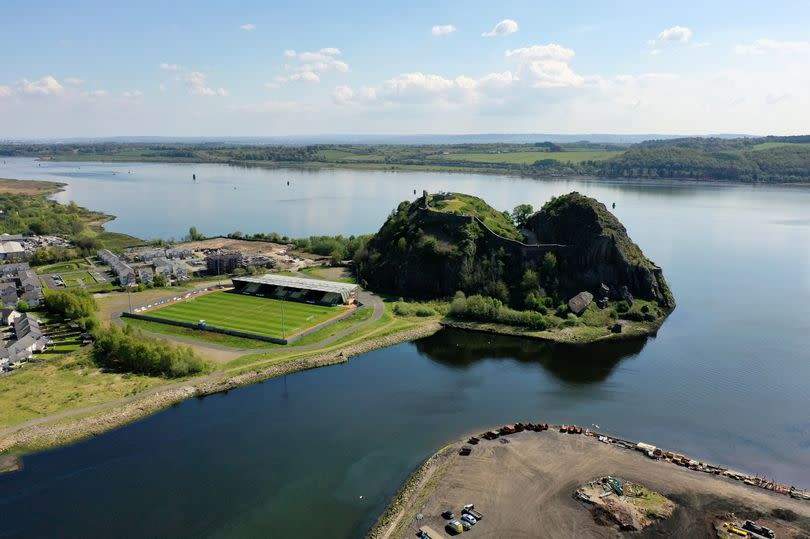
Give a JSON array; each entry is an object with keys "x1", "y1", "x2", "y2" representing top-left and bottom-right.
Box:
[{"x1": 1, "y1": 0, "x2": 810, "y2": 138}]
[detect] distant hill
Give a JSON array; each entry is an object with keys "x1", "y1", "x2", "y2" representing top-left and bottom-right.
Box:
[{"x1": 3, "y1": 133, "x2": 754, "y2": 145}]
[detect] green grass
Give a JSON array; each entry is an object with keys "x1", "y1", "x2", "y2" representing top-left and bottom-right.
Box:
[
  {"x1": 437, "y1": 150, "x2": 623, "y2": 164},
  {"x1": 299, "y1": 266, "x2": 356, "y2": 284},
  {"x1": 35, "y1": 260, "x2": 90, "y2": 274},
  {"x1": 124, "y1": 318, "x2": 281, "y2": 349},
  {"x1": 315, "y1": 148, "x2": 386, "y2": 162},
  {"x1": 430, "y1": 192, "x2": 522, "y2": 240},
  {"x1": 59, "y1": 271, "x2": 99, "y2": 287},
  {"x1": 749, "y1": 141, "x2": 810, "y2": 151},
  {"x1": 146, "y1": 291, "x2": 343, "y2": 339},
  {"x1": 0, "y1": 350, "x2": 168, "y2": 429}
]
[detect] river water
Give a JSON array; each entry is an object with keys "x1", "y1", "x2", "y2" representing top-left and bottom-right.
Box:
[{"x1": 0, "y1": 157, "x2": 809, "y2": 538}]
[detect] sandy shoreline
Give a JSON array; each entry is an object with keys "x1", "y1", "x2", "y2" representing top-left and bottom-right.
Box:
[
  {"x1": 370, "y1": 429, "x2": 810, "y2": 539},
  {"x1": 0, "y1": 322, "x2": 441, "y2": 456}
]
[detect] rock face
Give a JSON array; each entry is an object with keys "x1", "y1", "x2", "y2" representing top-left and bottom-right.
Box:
[
  {"x1": 356, "y1": 191, "x2": 675, "y2": 313},
  {"x1": 528, "y1": 192, "x2": 675, "y2": 309},
  {"x1": 568, "y1": 291, "x2": 594, "y2": 315},
  {"x1": 355, "y1": 192, "x2": 544, "y2": 299}
]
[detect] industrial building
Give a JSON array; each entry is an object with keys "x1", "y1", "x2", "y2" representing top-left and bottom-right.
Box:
[{"x1": 231, "y1": 274, "x2": 359, "y2": 306}]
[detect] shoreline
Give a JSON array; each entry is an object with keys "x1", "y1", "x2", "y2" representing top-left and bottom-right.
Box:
[
  {"x1": 441, "y1": 315, "x2": 666, "y2": 345},
  {"x1": 0, "y1": 322, "x2": 441, "y2": 457},
  {"x1": 18, "y1": 156, "x2": 810, "y2": 188},
  {"x1": 370, "y1": 424, "x2": 810, "y2": 539}
]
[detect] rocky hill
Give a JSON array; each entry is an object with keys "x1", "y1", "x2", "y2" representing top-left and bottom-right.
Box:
[
  {"x1": 527, "y1": 192, "x2": 674, "y2": 308},
  {"x1": 355, "y1": 191, "x2": 674, "y2": 314}
]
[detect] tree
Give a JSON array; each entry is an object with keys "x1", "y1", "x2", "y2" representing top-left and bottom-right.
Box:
[
  {"x1": 511, "y1": 204, "x2": 534, "y2": 229},
  {"x1": 43, "y1": 289, "x2": 98, "y2": 319},
  {"x1": 152, "y1": 273, "x2": 168, "y2": 287},
  {"x1": 188, "y1": 226, "x2": 205, "y2": 241}
]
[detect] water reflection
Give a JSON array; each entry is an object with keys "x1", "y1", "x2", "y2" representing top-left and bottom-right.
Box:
[{"x1": 415, "y1": 328, "x2": 647, "y2": 384}]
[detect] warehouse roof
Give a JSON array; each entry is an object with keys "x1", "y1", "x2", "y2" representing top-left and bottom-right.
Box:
[{"x1": 233, "y1": 274, "x2": 358, "y2": 295}]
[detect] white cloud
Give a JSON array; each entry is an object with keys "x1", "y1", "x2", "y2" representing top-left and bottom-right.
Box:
[
  {"x1": 765, "y1": 92, "x2": 791, "y2": 104},
  {"x1": 17, "y1": 76, "x2": 65, "y2": 96},
  {"x1": 657, "y1": 25, "x2": 692, "y2": 43},
  {"x1": 160, "y1": 65, "x2": 227, "y2": 97},
  {"x1": 285, "y1": 47, "x2": 342, "y2": 63},
  {"x1": 274, "y1": 71, "x2": 321, "y2": 84},
  {"x1": 332, "y1": 85, "x2": 354, "y2": 105},
  {"x1": 735, "y1": 38, "x2": 810, "y2": 55},
  {"x1": 482, "y1": 19, "x2": 518, "y2": 38},
  {"x1": 184, "y1": 71, "x2": 228, "y2": 96},
  {"x1": 240, "y1": 23, "x2": 256, "y2": 31},
  {"x1": 83, "y1": 89, "x2": 109, "y2": 99},
  {"x1": 122, "y1": 90, "x2": 143, "y2": 99},
  {"x1": 274, "y1": 47, "x2": 348, "y2": 86},
  {"x1": 505, "y1": 44, "x2": 575, "y2": 61},
  {"x1": 431, "y1": 24, "x2": 457, "y2": 36},
  {"x1": 505, "y1": 44, "x2": 584, "y2": 88},
  {"x1": 0, "y1": 85, "x2": 13, "y2": 98},
  {"x1": 64, "y1": 77, "x2": 84, "y2": 85}
]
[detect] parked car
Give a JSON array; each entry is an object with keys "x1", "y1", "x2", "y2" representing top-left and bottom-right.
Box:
[
  {"x1": 441, "y1": 511, "x2": 454, "y2": 520},
  {"x1": 446, "y1": 520, "x2": 464, "y2": 534},
  {"x1": 461, "y1": 513, "x2": 477, "y2": 525}
]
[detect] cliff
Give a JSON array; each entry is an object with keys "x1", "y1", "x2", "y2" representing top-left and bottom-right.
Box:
[
  {"x1": 356, "y1": 191, "x2": 674, "y2": 313},
  {"x1": 528, "y1": 193, "x2": 675, "y2": 308}
]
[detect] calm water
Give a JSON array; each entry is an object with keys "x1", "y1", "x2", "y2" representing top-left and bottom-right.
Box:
[{"x1": 1, "y1": 157, "x2": 810, "y2": 538}]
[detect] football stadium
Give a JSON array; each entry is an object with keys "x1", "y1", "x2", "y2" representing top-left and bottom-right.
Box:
[{"x1": 132, "y1": 274, "x2": 359, "y2": 343}]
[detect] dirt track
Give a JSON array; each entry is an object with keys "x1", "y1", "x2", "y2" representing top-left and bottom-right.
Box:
[{"x1": 382, "y1": 431, "x2": 810, "y2": 539}]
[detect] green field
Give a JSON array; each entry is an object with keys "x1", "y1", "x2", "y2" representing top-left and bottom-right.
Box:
[
  {"x1": 437, "y1": 150, "x2": 623, "y2": 164},
  {"x1": 146, "y1": 291, "x2": 342, "y2": 339},
  {"x1": 35, "y1": 260, "x2": 91, "y2": 274},
  {"x1": 749, "y1": 142, "x2": 810, "y2": 151},
  {"x1": 60, "y1": 272, "x2": 99, "y2": 287}
]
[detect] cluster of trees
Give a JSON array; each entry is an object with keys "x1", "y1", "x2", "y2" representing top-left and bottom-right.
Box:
[
  {"x1": 449, "y1": 292, "x2": 551, "y2": 329},
  {"x1": 42, "y1": 289, "x2": 99, "y2": 331},
  {"x1": 43, "y1": 289, "x2": 97, "y2": 319},
  {"x1": 0, "y1": 195, "x2": 102, "y2": 239},
  {"x1": 92, "y1": 325, "x2": 206, "y2": 378},
  {"x1": 592, "y1": 140, "x2": 810, "y2": 183},
  {"x1": 223, "y1": 230, "x2": 371, "y2": 262}
]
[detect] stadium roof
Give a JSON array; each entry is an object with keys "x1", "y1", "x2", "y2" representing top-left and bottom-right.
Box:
[{"x1": 233, "y1": 274, "x2": 358, "y2": 295}]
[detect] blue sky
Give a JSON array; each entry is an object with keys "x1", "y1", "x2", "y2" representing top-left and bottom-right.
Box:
[{"x1": 2, "y1": 0, "x2": 809, "y2": 137}]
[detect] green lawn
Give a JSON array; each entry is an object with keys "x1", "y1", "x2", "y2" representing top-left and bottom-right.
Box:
[
  {"x1": 146, "y1": 291, "x2": 343, "y2": 339},
  {"x1": 437, "y1": 150, "x2": 623, "y2": 164},
  {"x1": 124, "y1": 318, "x2": 280, "y2": 349},
  {"x1": 35, "y1": 260, "x2": 90, "y2": 274},
  {"x1": 60, "y1": 272, "x2": 99, "y2": 287}
]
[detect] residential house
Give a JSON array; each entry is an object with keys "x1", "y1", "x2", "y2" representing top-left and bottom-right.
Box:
[
  {"x1": 1, "y1": 308, "x2": 21, "y2": 326},
  {"x1": 0, "y1": 282, "x2": 18, "y2": 307},
  {"x1": 2, "y1": 313, "x2": 47, "y2": 363},
  {"x1": 16, "y1": 269, "x2": 43, "y2": 306}
]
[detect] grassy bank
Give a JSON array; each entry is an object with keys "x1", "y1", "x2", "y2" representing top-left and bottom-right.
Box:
[{"x1": 0, "y1": 350, "x2": 168, "y2": 429}]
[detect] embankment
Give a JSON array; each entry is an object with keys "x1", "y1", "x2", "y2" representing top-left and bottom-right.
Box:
[{"x1": 0, "y1": 322, "x2": 441, "y2": 455}]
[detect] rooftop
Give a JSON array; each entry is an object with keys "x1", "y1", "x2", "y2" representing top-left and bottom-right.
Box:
[{"x1": 233, "y1": 274, "x2": 358, "y2": 295}]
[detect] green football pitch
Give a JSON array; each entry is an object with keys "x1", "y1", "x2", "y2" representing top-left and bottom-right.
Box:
[{"x1": 146, "y1": 291, "x2": 342, "y2": 339}]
